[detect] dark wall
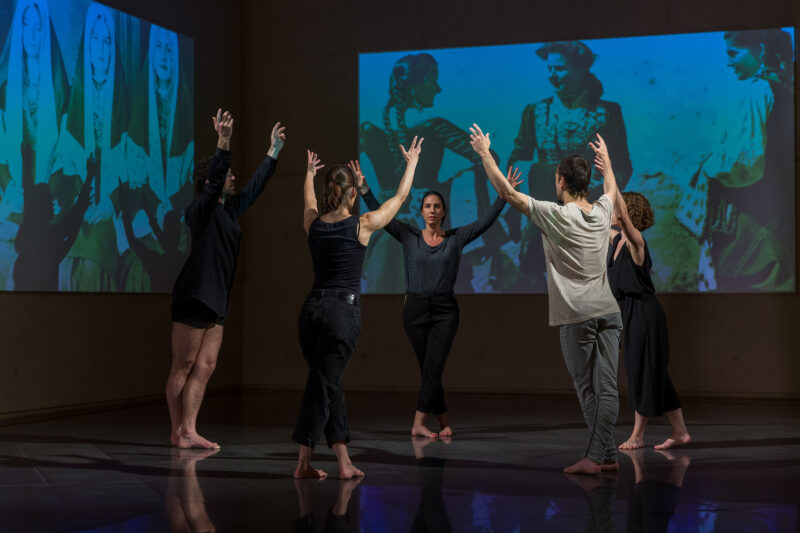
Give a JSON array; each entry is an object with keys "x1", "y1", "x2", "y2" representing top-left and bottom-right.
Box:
[
  {"x1": 0, "y1": 0, "x2": 245, "y2": 418},
  {"x1": 239, "y1": 0, "x2": 800, "y2": 398}
]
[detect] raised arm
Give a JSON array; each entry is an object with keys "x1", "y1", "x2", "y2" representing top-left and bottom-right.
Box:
[
  {"x1": 591, "y1": 134, "x2": 645, "y2": 265},
  {"x1": 588, "y1": 133, "x2": 618, "y2": 201},
  {"x1": 231, "y1": 122, "x2": 286, "y2": 217},
  {"x1": 358, "y1": 137, "x2": 423, "y2": 245},
  {"x1": 302, "y1": 150, "x2": 324, "y2": 234},
  {"x1": 469, "y1": 124, "x2": 530, "y2": 215},
  {"x1": 455, "y1": 167, "x2": 521, "y2": 246},
  {"x1": 190, "y1": 109, "x2": 233, "y2": 222},
  {"x1": 350, "y1": 159, "x2": 408, "y2": 243}
]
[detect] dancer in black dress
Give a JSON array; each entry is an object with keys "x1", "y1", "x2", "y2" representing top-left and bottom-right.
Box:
[{"x1": 593, "y1": 143, "x2": 690, "y2": 450}]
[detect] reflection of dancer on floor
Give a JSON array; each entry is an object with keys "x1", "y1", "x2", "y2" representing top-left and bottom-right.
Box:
[
  {"x1": 594, "y1": 144, "x2": 691, "y2": 451},
  {"x1": 565, "y1": 473, "x2": 618, "y2": 532},
  {"x1": 620, "y1": 448, "x2": 690, "y2": 532},
  {"x1": 359, "y1": 53, "x2": 499, "y2": 292},
  {"x1": 356, "y1": 160, "x2": 517, "y2": 437},
  {"x1": 166, "y1": 448, "x2": 218, "y2": 533},
  {"x1": 13, "y1": 145, "x2": 95, "y2": 290},
  {"x1": 410, "y1": 437, "x2": 452, "y2": 532},
  {"x1": 167, "y1": 111, "x2": 285, "y2": 449},
  {"x1": 293, "y1": 478, "x2": 362, "y2": 533},
  {"x1": 293, "y1": 139, "x2": 423, "y2": 479},
  {"x1": 471, "y1": 125, "x2": 622, "y2": 475}
]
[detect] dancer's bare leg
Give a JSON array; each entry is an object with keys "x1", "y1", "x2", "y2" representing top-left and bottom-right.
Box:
[
  {"x1": 294, "y1": 478, "x2": 313, "y2": 517},
  {"x1": 177, "y1": 449, "x2": 218, "y2": 532},
  {"x1": 619, "y1": 447, "x2": 646, "y2": 483},
  {"x1": 167, "y1": 323, "x2": 205, "y2": 446},
  {"x1": 619, "y1": 411, "x2": 648, "y2": 449},
  {"x1": 178, "y1": 324, "x2": 223, "y2": 449},
  {"x1": 654, "y1": 449, "x2": 691, "y2": 486},
  {"x1": 437, "y1": 413, "x2": 453, "y2": 437},
  {"x1": 411, "y1": 410, "x2": 437, "y2": 438},
  {"x1": 332, "y1": 477, "x2": 363, "y2": 516},
  {"x1": 564, "y1": 457, "x2": 602, "y2": 475},
  {"x1": 294, "y1": 444, "x2": 328, "y2": 479},
  {"x1": 332, "y1": 442, "x2": 364, "y2": 479},
  {"x1": 655, "y1": 408, "x2": 691, "y2": 449}
]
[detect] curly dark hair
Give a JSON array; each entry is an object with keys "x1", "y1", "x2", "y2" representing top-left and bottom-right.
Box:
[
  {"x1": 193, "y1": 156, "x2": 213, "y2": 194},
  {"x1": 622, "y1": 192, "x2": 654, "y2": 231},
  {"x1": 724, "y1": 29, "x2": 793, "y2": 90}
]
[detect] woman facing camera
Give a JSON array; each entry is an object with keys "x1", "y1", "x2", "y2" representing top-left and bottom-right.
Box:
[
  {"x1": 355, "y1": 160, "x2": 519, "y2": 438},
  {"x1": 293, "y1": 138, "x2": 424, "y2": 479}
]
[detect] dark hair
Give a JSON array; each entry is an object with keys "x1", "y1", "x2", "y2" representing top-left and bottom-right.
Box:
[
  {"x1": 536, "y1": 40, "x2": 595, "y2": 70},
  {"x1": 193, "y1": 156, "x2": 213, "y2": 194},
  {"x1": 724, "y1": 29, "x2": 793, "y2": 89},
  {"x1": 321, "y1": 165, "x2": 356, "y2": 214},
  {"x1": 556, "y1": 155, "x2": 591, "y2": 198},
  {"x1": 383, "y1": 53, "x2": 438, "y2": 168},
  {"x1": 420, "y1": 190, "x2": 447, "y2": 220},
  {"x1": 622, "y1": 192, "x2": 654, "y2": 231}
]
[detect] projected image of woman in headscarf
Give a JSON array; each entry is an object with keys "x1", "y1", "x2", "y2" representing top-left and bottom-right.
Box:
[
  {"x1": 694, "y1": 29, "x2": 794, "y2": 292},
  {"x1": 121, "y1": 23, "x2": 193, "y2": 292},
  {"x1": 359, "y1": 53, "x2": 500, "y2": 293},
  {"x1": 54, "y1": 2, "x2": 129, "y2": 292},
  {"x1": 0, "y1": 0, "x2": 69, "y2": 290}
]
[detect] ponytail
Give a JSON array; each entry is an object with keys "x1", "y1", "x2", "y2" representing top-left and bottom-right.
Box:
[{"x1": 321, "y1": 165, "x2": 356, "y2": 214}]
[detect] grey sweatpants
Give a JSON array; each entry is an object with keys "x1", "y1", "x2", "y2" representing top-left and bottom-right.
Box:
[{"x1": 559, "y1": 312, "x2": 623, "y2": 464}]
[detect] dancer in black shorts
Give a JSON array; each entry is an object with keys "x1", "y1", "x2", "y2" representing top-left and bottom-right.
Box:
[
  {"x1": 293, "y1": 137, "x2": 423, "y2": 479},
  {"x1": 167, "y1": 109, "x2": 286, "y2": 448}
]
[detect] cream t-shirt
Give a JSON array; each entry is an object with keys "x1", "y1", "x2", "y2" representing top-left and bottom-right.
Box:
[{"x1": 528, "y1": 194, "x2": 620, "y2": 326}]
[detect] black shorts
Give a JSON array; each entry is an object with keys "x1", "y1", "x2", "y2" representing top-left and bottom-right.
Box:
[{"x1": 171, "y1": 298, "x2": 225, "y2": 329}]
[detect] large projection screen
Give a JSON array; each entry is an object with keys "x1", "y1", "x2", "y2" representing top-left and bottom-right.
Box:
[
  {"x1": 0, "y1": 0, "x2": 194, "y2": 293},
  {"x1": 358, "y1": 29, "x2": 795, "y2": 294}
]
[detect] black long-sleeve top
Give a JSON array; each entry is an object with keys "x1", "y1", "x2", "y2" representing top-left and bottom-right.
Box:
[
  {"x1": 172, "y1": 147, "x2": 277, "y2": 316},
  {"x1": 362, "y1": 189, "x2": 505, "y2": 295}
]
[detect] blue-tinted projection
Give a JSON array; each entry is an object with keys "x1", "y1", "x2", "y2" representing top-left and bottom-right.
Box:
[
  {"x1": 358, "y1": 29, "x2": 795, "y2": 294},
  {"x1": 0, "y1": 0, "x2": 194, "y2": 292}
]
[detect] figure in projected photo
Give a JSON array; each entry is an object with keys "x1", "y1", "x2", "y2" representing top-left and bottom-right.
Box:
[
  {"x1": 13, "y1": 145, "x2": 95, "y2": 291},
  {"x1": 122, "y1": 23, "x2": 194, "y2": 291},
  {"x1": 356, "y1": 160, "x2": 514, "y2": 438},
  {"x1": 594, "y1": 148, "x2": 690, "y2": 451},
  {"x1": 471, "y1": 126, "x2": 621, "y2": 475},
  {"x1": 693, "y1": 29, "x2": 794, "y2": 292},
  {"x1": 359, "y1": 53, "x2": 500, "y2": 293},
  {"x1": 505, "y1": 41, "x2": 631, "y2": 292},
  {"x1": 167, "y1": 110, "x2": 285, "y2": 449},
  {"x1": 54, "y1": 3, "x2": 128, "y2": 292},
  {"x1": 0, "y1": 0, "x2": 69, "y2": 289},
  {"x1": 293, "y1": 138, "x2": 422, "y2": 480}
]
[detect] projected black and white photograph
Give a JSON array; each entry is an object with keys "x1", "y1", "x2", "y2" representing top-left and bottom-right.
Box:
[
  {"x1": 358, "y1": 28, "x2": 795, "y2": 294},
  {"x1": 0, "y1": 0, "x2": 194, "y2": 292}
]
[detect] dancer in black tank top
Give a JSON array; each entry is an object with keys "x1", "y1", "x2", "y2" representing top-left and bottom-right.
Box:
[
  {"x1": 293, "y1": 137, "x2": 424, "y2": 479},
  {"x1": 593, "y1": 144, "x2": 691, "y2": 451}
]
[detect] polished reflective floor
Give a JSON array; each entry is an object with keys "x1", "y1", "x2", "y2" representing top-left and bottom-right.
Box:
[{"x1": 1, "y1": 391, "x2": 798, "y2": 532}]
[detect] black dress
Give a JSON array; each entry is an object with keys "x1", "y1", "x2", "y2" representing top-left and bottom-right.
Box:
[{"x1": 607, "y1": 233, "x2": 680, "y2": 418}]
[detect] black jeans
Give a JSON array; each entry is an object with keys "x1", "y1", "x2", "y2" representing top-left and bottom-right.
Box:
[
  {"x1": 292, "y1": 289, "x2": 361, "y2": 448},
  {"x1": 402, "y1": 292, "x2": 459, "y2": 415}
]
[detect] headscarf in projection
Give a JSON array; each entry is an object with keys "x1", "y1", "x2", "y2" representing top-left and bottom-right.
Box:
[{"x1": 0, "y1": 0, "x2": 65, "y2": 187}]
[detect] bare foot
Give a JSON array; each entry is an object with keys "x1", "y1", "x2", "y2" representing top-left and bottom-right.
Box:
[
  {"x1": 563, "y1": 457, "x2": 602, "y2": 475},
  {"x1": 170, "y1": 428, "x2": 181, "y2": 447},
  {"x1": 411, "y1": 436, "x2": 436, "y2": 459},
  {"x1": 411, "y1": 424, "x2": 438, "y2": 438},
  {"x1": 177, "y1": 431, "x2": 220, "y2": 449},
  {"x1": 174, "y1": 447, "x2": 219, "y2": 463},
  {"x1": 600, "y1": 462, "x2": 619, "y2": 472},
  {"x1": 618, "y1": 436, "x2": 645, "y2": 449},
  {"x1": 565, "y1": 473, "x2": 602, "y2": 491},
  {"x1": 294, "y1": 463, "x2": 328, "y2": 479},
  {"x1": 339, "y1": 462, "x2": 364, "y2": 480},
  {"x1": 438, "y1": 425, "x2": 454, "y2": 438},
  {"x1": 654, "y1": 432, "x2": 691, "y2": 450}
]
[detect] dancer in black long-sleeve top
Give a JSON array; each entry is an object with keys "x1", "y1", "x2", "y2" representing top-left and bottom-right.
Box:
[
  {"x1": 355, "y1": 160, "x2": 518, "y2": 437},
  {"x1": 167, "y1": 109, "x2": 286, "y2": 449},
  {"x1": 293, "y1": 137, "x2": 423, "y2": 479}
]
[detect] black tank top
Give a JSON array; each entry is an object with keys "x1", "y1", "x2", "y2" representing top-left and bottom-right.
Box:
[{"x1": 308, "y1": 215, "x2": 366, "y2": 294}]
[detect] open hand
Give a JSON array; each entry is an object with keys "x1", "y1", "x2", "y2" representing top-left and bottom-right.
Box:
[
  {"x1": 270, "y1": 122, "x2": 286, "y2": 153},
  {"x1": 506, "y1": 166, "x2": 523, "y2": 189},
  {"x1": 588, "y1": 133, "x2": 609, "y2": 174},
  {"x1": 348, "y1": 160, "x2": 368, "y2": 193},
  {"x1": 307, "y1": 150, "x2": 324, "y2": 176},
  {"x1": 212, "y1": 108, "x2": 234, "y2": 140},
  {"x1": 469, "y1": 124, "x2": 491, "y2": 156},
  {"x1": 399, "y1": 136, "x2": 423, "y2": 164}
]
